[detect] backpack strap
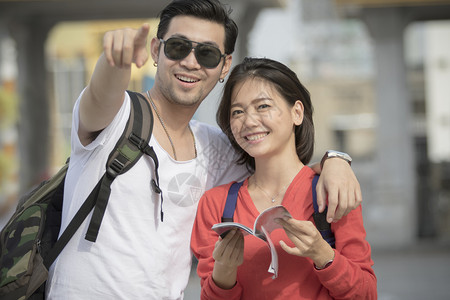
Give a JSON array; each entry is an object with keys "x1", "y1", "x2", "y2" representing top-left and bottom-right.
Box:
[
  {"x1": 221, "y1": 181, "x2": 244, "y2": 222},
  {"x1": 312, "y1": 175, "x2": 335, "y2": 248},
  {"x1": 85, "y1": 90, "x2": 159, "y2": 242},
  {"x1": 43, "y1": 91, "x2": 157, "y2": 268}
]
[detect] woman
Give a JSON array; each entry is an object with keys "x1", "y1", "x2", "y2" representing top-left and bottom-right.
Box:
[{"x1": 191, "y1": 57, "x2": 377, "y2": 299}]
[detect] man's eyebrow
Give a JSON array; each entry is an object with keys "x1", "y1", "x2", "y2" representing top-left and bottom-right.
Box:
[
  {"x1": 170, "y1": 34, "x2": 221, "y2": 49},
  {"x1": 171, "y1": 33, "x2": 188, "y2": 40}
]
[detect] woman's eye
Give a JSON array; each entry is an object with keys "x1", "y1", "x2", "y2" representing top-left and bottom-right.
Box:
[
  {"x1": 231, "y1": 109, "x2": 243, "y2": 116},
  {"x1": 258, "y1": 104, "x2": 270, "y2": 110}
]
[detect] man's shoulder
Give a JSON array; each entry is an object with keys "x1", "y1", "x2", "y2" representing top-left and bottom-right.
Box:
[
  {"x1": 190, "y1": 119, "x2": 220, "y2": 133},
  {"x1": 190, "y1": 120, "x2": 230, "y2": 145}
]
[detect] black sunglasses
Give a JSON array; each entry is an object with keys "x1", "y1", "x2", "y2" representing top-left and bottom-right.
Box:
[{"x1": 159, "y1": 37, "x2": 226, "y2": 69}]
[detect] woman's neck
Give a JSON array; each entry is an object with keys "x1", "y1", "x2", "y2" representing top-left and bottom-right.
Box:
[
  {"x1": 252, "y1": 154, "x2": 304, "y2": 188},
  {"x1": 249, "y1": 154, "x2": 304, "y2": 212}
]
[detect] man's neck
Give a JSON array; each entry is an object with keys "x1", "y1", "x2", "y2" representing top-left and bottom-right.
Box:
[
  {"x1": 146, "y1": 88, "x2": 198, "y2": 134},
  {"x1": 146, "y1": 89, "x2": 199, "y2": 161}
]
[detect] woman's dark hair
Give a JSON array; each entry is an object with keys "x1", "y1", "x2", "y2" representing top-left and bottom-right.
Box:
[
  {"x1": 157, "y1": 0, "x2": 238, "y2": 55},
  {"x1": 217, "y1": 57, "x2": 314, "y2": 172}
]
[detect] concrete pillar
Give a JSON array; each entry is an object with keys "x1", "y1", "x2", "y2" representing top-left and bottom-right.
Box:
[
  {"x1": 9, "y1": 19, "x2": 54, "y2": 192},
  {"x1": 362, "y1": 8, "x2": 416, "y2": 248}
]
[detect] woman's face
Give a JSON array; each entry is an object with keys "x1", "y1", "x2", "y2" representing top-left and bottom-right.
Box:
[{"x1": 229, "y1": 78, "x2": 304, "y2": 160}]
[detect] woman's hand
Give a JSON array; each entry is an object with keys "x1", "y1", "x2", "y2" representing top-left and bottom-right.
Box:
[
  {"x1": 212, "y1": 229, "x2": 244, "y2": 289},
  {"x1": 277, "y1": 218, "x2": 334, "y2": 268}
]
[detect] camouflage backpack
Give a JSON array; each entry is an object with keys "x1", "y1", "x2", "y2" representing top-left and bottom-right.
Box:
[{"x1": 0, "y1": 91, "x2": 160, "y2": 300}]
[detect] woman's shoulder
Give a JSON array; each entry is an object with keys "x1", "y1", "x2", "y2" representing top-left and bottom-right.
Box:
[
  {"x1": 293, "y1": 165, "x2": 316, "y2": 184},
  {"x1": 203, "y1": 180, "x2": 243, "y2": 198}
]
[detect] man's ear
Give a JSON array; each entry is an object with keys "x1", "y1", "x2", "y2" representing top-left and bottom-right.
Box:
[
  {"x1": 292, "y1": 100, "x2": 304, "y2": 126},
  {"x1": 220, "y1": 54, "x2": 233, "y2": 81},
  {"x1": 150, "y1": 37, "x2": 161, "y2": 63}
]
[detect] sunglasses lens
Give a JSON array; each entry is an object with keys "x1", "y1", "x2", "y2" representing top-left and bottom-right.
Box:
[
  {"x1": 163, "y1": 38, "x2": 223, "y2": 69},
  {"x1": 195, "y1": 45, "x2": 222, "y2": 68},
  {"x1": 164, "y1": 38, "x2": 192, "y2": 60}
]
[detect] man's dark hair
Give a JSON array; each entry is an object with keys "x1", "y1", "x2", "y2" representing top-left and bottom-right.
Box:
[
  {"x1": 157, "y1": 0, "x2": 238, "y2": 55},
  {"x1": 217, "y1": 57, "x2": 315, "y2": 172}
]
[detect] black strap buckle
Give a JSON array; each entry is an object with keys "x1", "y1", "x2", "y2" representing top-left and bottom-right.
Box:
[
  {"x1": 107, "y1": 159, "x2": 124, "y2": 177},
  {"x1": 129, "y1": 132, "x2": 145, "y2": 150}
]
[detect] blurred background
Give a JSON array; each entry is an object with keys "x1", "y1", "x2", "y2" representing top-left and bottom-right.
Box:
[{"x1": 0, "y1": 0, "x2": 449, "y2": 299}]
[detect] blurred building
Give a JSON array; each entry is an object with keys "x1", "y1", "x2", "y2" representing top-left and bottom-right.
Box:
[
  {"x1": 248, "y1": 0, "x2": 450, "y2": 247},
  {"x1": 306, "y1": 0, "x2": 450, "y2": 246}
]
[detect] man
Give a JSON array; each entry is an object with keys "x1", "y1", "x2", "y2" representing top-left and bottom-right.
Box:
[{"x1": 46, "y1": 0, "x2": 361, "y2": 299}]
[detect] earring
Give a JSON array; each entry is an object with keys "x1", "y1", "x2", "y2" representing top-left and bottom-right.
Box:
[
  {"x1": 219, "y1": 78, "x2": 224, "y2": 83},
  {"x1": 153, "y1": 62, "x2": 158, "y2": 67}
]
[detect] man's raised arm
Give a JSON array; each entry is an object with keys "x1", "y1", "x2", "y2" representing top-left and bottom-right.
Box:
[{"x1": 78, "y1": 24, "x2": 150, "y2": 145}]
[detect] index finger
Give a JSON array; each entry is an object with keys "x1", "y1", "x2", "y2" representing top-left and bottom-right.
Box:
[
  {"x1": 134, "y1": 23, "x2": 150, "y2": 47},
  {"x1": 276, "y1": 218, "x2": 306, "y2": 234},
  {"x1": 103, "y1": 31, "x2": 115, "y2": 66}
]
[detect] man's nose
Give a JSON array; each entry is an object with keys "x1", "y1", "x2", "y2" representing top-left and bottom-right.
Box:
[{"x1": 180, "y1": 48, "x2": 201, "y2": 69}]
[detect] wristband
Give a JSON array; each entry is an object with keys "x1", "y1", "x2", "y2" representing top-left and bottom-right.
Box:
[
  {"x1": 320, "y1": 150, "x2": 352, "y2": 170},
  {"x1": 314, "y1": 258, "x2": 334, "y2": 270}
]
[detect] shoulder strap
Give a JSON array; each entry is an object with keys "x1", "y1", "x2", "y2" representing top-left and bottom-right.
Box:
[
  {"x1": 85, "y1": 90, "x2": 158, "y2": 242},
  {"x1": 312, "y1": 175, "x2": 335, "y2": 248},
  {"x1": 221, "y1": 181, "x2": 244, "y2": 222},
  {"x1": 311, "y1": 175, "x2": 320, "y2": 213},
  {"x1": 44, "y1": 91, "x2": 157, "y2": 268},
  {"x1": 127, "y1": 92, "x2": 163, "y2": 220}
]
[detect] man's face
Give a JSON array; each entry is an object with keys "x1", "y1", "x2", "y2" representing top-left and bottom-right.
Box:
[{"x1": 151, "y1": 15, "x2": 232, "y2": 107}]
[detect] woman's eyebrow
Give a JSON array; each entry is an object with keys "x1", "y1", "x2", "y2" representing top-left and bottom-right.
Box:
[
  {"x1": 230, "y1": 102, "x2": 242, "y2": 109},
  {"x1": 230, "y1": 97, "x2": 274, "y2": 108}
]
